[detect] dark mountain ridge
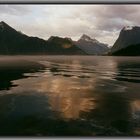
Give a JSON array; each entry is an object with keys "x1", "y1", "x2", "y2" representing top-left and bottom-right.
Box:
[
  {"x1": 46, "y1": 36, "x2": 85, "y2": 55},
  {"x1": 0, "y1": 21, "x2": 85, "y2": 55},
  {"x1": 111, "y1": 26, "x2": 140, "y2": 56},
  {"x1": 2, "y1": 21, "x2": 140, "y2": 56},
  {"x1": 0, "y1": 21, "x2": 47, "y2": 54}
]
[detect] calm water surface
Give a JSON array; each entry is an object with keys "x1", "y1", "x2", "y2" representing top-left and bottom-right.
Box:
[{"x1": 0, "y1": 55, "x2": 139, "y2": 136}]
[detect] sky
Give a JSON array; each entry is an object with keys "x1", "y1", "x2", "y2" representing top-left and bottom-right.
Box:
[{"x1": 0, "y1": 5, "x2": 140, "y2": 46}]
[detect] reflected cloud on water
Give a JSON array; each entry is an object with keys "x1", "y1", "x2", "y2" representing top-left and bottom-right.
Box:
[{"x1": 0, "y1": 56, "x2": 139, "y2": 135}]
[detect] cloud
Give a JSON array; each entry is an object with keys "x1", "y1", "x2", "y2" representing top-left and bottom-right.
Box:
[
  {"x1": 0, "y1": 5, "x2": 140, "y2": 45},
  {"x1": 90, "y1": 5, "x2": 139, "y2": 31},
  {"x1": 0, "y1": 5, "x2": 31, "y2": 15}
]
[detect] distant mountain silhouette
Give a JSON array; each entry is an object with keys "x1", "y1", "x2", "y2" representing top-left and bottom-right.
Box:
[
  {"x1": 111, "y1": 26, "x2": 140, "y2": 56},
  {"x1": 75, "y1": 34, "x2": 109, "y2": 55},
  {"x1": 0, "y1": 21, "x2": 85, "y2": 55},
  {"x1": 2, "y1": 21, "x2": 140, "y2": 56},
  {"x1": 46, "y1": 36, "x2": 85, "y2": 55},
  {"x1": 0, "y1": 21, "x2": 47, "y2": 54}
]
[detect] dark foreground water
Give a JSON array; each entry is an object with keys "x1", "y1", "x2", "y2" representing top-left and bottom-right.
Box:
[{"x1": 0, "y1": 55, "x2": 139, "y2": 136}]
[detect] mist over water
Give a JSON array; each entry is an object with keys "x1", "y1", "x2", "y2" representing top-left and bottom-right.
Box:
[{"x1": 0, "y1": 55, "x2": 139, "y2": 136}]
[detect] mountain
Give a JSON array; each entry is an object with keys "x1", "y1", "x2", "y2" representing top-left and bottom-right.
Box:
[
  {"x1": 46, "y1": 36, "x2": 85, "y2": 55},
  {"x1": 111, "y1": 44, "x2": 140, "y2": 56},
  {"x1": 75, "y1": 34, "x2": 109, "y2": 55},
  {"x1": 0, "y1": 21, "x2": 85, "y2": 55},
  {"x1": 0, "y1": 21, "x2": 47, "y2": 54},
  {"x1": 111, "y1": 26, "x2": 140, "y2": 56}
]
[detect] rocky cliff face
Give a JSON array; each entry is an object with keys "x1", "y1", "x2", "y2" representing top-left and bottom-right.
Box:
[
  {"x1": 75, "y1": 34, "x2": 109, "y2": 55},
  {"x1": 111, "y1": 26, "x2": 140, "y2": 55}
]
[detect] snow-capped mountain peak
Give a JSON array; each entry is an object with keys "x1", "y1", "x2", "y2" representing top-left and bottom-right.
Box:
[
  {"x1": 79, "y1": 34, "x2": 98, "y2": 43},
  {"x1": 111, "y1": 26, "x2": 140, "y2": 54},
  {"x1": 81, "y1": 34, "x2": 91, "y2": 40},
  {"x1": 75, "y1": 34, "x2": 109, "y2": 55},
  {"x1": 123, "y1": 26, "x2": 133, "y2": 31}
]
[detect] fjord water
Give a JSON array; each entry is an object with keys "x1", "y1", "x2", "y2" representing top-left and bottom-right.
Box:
[{"x1": 0, "y1": 56, "x2": 140, "y2": 136}]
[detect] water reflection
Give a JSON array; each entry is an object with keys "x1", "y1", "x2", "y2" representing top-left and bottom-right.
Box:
[
  {"x1": 81, "y1": 92, "x2": 132, "y2": 133},
  {"x1": 115, "y1": 61, "x2": 140, "y2": 83},
  {"x1": 0, "y1": 56, "x2": 139, "y2": 136},
  {"x1": 37, "y1": 57, "x2": 139, "y2": 135},
  {"x1": 0, "y1": 59, "x2": 45, "y2": 90},
  {"x1": 35, "y1": 60, "x2": 98, "y2": 120},
  {"x1": 131, "y1": 100, "x2": 140, "y2": 135}
]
